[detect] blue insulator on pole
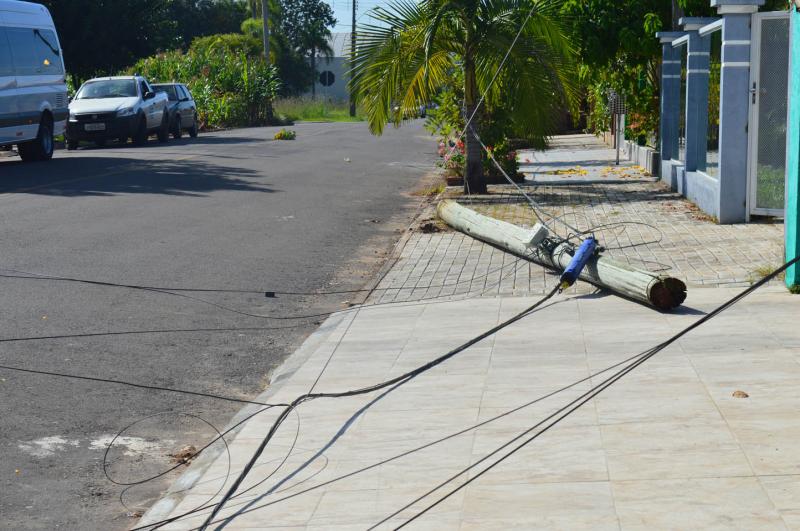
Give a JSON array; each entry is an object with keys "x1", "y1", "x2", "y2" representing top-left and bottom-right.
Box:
[{"x1": 560, "y1": 237, "x2": 597, "y2": 289}]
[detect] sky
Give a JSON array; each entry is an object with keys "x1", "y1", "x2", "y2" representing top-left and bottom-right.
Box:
[{"x1": 328, "y1": 0, "x2": 386, "y2": 32}]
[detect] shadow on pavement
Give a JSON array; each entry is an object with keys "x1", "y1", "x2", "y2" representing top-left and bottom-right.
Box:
[{"x1": 0, "y1": 156, "x2": 276, "y2": 197}]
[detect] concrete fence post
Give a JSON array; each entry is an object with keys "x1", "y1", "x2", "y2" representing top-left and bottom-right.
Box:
[
  {"x1": 712, "y1": 0, "x2": 764, "y2": 223},
  {"x1": 681, "y1": 18, "x2": 717, "y2": 173},
  {"x1": 657, "y1": 32, "x2": 685, "y2": 171}
]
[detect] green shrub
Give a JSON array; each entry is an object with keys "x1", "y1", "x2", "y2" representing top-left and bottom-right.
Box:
[
  {"x1": 126, "y1": 38, "x2": 280, "y2": 130},
  {"x1": 274, "y1": 128, "x2": 296, "y2": 140},
  {"x1": 425, "y1": 79, "x2": 521, "y2": 180}
]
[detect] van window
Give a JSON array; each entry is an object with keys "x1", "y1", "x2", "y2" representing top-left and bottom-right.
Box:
[
  {"x1": 0, "y1": 28, "x2": 13, "y2": 76},
  {"x1": 5, "y1": 27, "x2": 37, "y2": 75},
  {"x1": 33, "y1": 29, "x2": 63, "y2": 74},
  {"x1": 4, "y1": 28, "x2": 64, "y2": 76}
]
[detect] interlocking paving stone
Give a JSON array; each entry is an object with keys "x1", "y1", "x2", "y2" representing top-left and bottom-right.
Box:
[{"x1": 371, "y1": 135, "x2": 784, "y2": 302}]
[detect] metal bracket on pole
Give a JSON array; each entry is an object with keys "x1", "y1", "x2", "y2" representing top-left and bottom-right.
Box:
[{"x1": 608, "y1": 90, "x2": 628, "y2": 166}]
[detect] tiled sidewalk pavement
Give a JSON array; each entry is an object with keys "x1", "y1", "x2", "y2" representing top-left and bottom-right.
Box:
[{"x1": 145, "y1": 285, "x2": 800, "y2": 530}]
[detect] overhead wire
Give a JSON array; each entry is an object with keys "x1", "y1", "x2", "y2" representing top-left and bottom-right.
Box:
[
  {"x1": 0, "y1": 363, "x2": 289, "y2": 407},
  {"x1": 0, "y1": 256, "x2": 529, "y2": 322}
]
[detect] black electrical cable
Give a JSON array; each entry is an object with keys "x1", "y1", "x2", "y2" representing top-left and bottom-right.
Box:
[
  {"x1": 198, "y1": 284, "x2": 561, "y2": 529},
  {"x1": 0, "y1": 363, "x2": 289, "y2": 407},
  {"x1": 0, "y1": 257, "x2": 527, "y2": 347},
  {"x1": 0, "y1": 257, "x2": 527, "y2": 323},
  {"x1": 0, "y1": 258, "x2": 527, "y2": 414},
  {"x1": 0, "y1": 257, "x2": 522, "y2": 300},
  {"x1": 110, "y1": 412, "x2": 232, "y2": 519},
  {"x1": 142, "y1": 334, "x2": 656, "y2": 531},
  {"x1": 0, "y1": 324, "x2": 310, "y2": 344},
  {"x1": 380, "y1": 253, "x2": 800, "y2": 529}
]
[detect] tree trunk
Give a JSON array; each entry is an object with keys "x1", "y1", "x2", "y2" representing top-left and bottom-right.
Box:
[
  {"x1": 671, "y1": 0, "x2": 683, "y2": 31},
  {"x1": 311, "y1": 47, "x2": 317, "y2": 98},
  {"x1": 261, "y1": 0, "x2": 270, "y2": 61},
  {"x1": 463, "y1": 55, "x2": 486, "y2": 194}
]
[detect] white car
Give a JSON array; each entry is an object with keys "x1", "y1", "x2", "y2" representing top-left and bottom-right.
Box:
[
  {"x1": 0, "y1": 0, "x2": 68, "y2": 162},
  {"x1": 67, "y1": 75, "x2": 170, "y2": 148}
]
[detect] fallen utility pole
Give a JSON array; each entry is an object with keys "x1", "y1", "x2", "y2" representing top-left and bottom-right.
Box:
[{"x1": 437, "y1": 200, "x2": 687, "y2": 311}]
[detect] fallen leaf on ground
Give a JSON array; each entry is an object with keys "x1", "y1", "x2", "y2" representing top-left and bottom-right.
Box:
[
  {"x1": 169, "y1": 445, "x2": 198, "y2": 464},
  {"x1": 420, "y1": 222, "x2": 441, "y2": 233},
  {"x1": 732, "y1": 390, "x2": 749, "y2": 398}
]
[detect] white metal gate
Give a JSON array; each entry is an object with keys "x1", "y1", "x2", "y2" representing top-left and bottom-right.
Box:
[{"x1": 748, "y1": 12, "x2": 791, "y2": 217}]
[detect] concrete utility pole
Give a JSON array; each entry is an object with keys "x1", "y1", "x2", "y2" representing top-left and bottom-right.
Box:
[
  {"x1": 261, "y1": 0, "x2": 270, "y2": 62},
  {"x1": 437, "y1": 200, "x2": 687, "y2": 310},
  {"x1": 349, "y1": 0, "x2": 357, "y2": 117}
]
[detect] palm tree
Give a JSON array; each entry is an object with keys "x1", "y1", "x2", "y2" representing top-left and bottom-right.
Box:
[{"x1": 350, "y1": 0, "x2": 576, "y2": 193}]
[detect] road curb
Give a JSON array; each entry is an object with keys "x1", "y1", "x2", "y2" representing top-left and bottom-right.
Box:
[{"x1": 134, "y1": 310, "x2": 349, "y2": 529}]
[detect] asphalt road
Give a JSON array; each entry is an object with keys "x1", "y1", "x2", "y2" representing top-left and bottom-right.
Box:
[{"x1": 0, "y1": 121, "x2": 437, "y2": 530}]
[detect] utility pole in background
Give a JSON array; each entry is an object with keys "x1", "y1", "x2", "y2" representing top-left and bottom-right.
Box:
[
  {"x1": 671, "y1": 0, "x2": 683, "y2": 30},
  {"x1": 261, "y1": 0, "x2": 270, "y2": 61},
  {"x1": 349, "y1": 0, "x2": 356, "y2": 117}
]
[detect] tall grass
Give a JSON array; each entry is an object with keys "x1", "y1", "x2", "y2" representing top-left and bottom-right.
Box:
[{"x1": 273, "y1": 97, "x2": 364, "y2": 123}]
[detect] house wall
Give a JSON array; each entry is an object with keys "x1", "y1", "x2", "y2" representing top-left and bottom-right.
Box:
[{"x1": 312, "y1": 57, "x2": 349, "y2": 101}]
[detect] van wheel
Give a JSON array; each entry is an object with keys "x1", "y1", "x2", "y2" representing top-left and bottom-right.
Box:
[
  {"x1": 18, "y1": 118, "x2": 54, "y2": 162},
  {"x1": 66, "y1": 138, "x2": 79, "y2": 151},
  {"x1": 133, "y1": 116, "x2": 148, "y2": 146},
  {"x1": 172, "y1": 116, "x2": 182, "y2": 139},
  {"x1": 95, "y1": 139, "x2": 107, "y2": 148},
  {"x1": 157, "y1": 113, "x2": 169, "y2": 143}
]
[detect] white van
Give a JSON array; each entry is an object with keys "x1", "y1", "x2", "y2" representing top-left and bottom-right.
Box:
[{"x1": 0, "y1": 0, "x2": 68, "y2": 161}]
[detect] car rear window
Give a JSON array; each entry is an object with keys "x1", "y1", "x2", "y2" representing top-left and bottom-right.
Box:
[
  {"x1": 76, "y1": 79, "x2": 138, "y2": 99},
  {"x1": 154, "y1": 85, "x2": 178, "y2": 101}
]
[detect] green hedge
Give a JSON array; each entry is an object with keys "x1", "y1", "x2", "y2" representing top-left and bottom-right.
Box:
[{"x1": 127, "y1": 34, "x2": 280, "y2": 129}]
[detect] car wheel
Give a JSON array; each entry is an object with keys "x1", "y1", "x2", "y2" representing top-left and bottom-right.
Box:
[
  {"x1": 118, "y1": 136, "x2": 128, "y2": 145},
  {"x1": 157, "y1": 112, "x2": 169, "y2": 143},
  {"x1": 172, "y1": 116, "x2": 182, "y2": 139},
  {"x1": 133, "y1": 116, "x2": 148, "y2": 146},
  {"x1": 95, "y1": 138, "x2": 106, "y2": 148},
  {"x1": 188, "y1": 115, "x2": 198, "y2": 138},
  {"x1": 66, "y1": 138, "x2": 79, "y2": 151},
  {"x1": 18, "y1": 116, "x2": 54, "y2": 162}
]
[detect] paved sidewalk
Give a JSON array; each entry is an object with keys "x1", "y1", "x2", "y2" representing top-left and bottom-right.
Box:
[
  {"x1": 518, "y1": 134, "x2": 652, "y2": 183},
  {"x1": 142, "y1": 284, "x2": 800, "y2": 530}
]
